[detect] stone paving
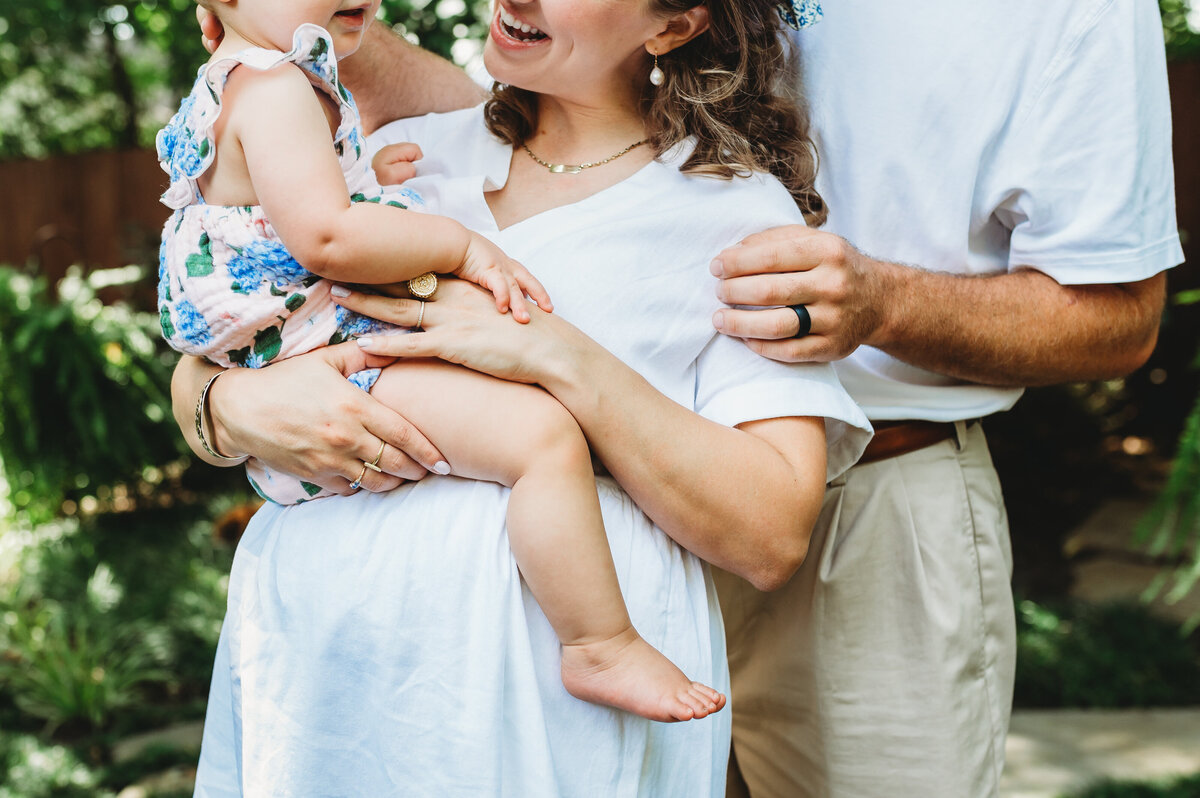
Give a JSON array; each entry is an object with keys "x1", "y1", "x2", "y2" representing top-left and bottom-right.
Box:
[{"x1": 1002, "y1": 708, "x2": 1200, "y2": 797}]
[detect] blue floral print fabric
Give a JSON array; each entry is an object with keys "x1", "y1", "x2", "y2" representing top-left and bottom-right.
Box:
[{"x1": 156, "y1": 24, "x2": 421, "y2": 504}]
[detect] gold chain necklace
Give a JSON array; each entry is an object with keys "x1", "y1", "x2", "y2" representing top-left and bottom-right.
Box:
[{"x1": 523, "y1": 139, "x2": 649, "y2": 174}]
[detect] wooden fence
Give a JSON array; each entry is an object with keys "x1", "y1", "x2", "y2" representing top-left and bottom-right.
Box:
[
  {"x1": 1, "y1": 63, "x2": 1198, "y2": 304},
  {"x1": 0, "y1": 148, "x2": 167, "y2": 293}
]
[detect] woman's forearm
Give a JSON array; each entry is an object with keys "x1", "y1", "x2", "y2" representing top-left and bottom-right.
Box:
[
  {"x1": 540, "y1": 328, "x2": 827, "y2": 590},
  {"x1": 343, "y1": 282, "x2": 828, "y2": 589},
  {"x1": 171, "y1": 356, "x2": 245, "y2": 466}
]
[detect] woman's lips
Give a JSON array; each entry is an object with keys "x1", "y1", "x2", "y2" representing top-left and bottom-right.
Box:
[{"x1": 496, "y1": 4, "x2": 547, "y2": 43}]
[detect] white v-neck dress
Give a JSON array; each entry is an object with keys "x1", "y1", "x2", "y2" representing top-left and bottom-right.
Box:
[{"x1": 193, "y1": 106, "x2": 871, "y2": 798}]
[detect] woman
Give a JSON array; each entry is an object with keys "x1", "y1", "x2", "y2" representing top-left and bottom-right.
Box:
[{"x1": 176, "y1": 0, "x2": 870, "y2": 794}]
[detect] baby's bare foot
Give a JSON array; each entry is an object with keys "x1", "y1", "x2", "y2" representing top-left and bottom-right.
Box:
[{"x1": 560, "y1": 627, "x2": 726, "y2": 722}]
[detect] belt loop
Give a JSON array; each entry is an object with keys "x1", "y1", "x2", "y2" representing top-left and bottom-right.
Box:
[{"x1": 952, "y1": 419, "x2": 969, "y2": 452}]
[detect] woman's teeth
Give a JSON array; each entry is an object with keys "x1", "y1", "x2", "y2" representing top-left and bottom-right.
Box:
[{"x1": 499, "y1": 8, "x2": 546, "y2": 41}]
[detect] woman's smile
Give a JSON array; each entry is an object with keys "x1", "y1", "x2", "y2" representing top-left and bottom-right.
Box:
[{"x1": 491, "y1": 3, "x2": 549, "y2": 49}]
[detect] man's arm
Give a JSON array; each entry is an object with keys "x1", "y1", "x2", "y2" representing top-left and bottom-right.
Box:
[
  {"x1": 198, "y1": 9, "x2": 485, "y2": 132},
  {"x1": 340, "y1": 25, "x2": 487, "y2": 134},
  {"x1": 710, "y1": 225, "x2": 1166, "y2": 387}
]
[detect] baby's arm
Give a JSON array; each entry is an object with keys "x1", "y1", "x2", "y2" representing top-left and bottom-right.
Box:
[{"x1": 222, "y1": 65, "x2": 549, "y2": 321}]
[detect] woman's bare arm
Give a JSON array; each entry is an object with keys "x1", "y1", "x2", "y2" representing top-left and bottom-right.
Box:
[{"x1": 342, "y1": 282, "x2": 828, "y2": 591}]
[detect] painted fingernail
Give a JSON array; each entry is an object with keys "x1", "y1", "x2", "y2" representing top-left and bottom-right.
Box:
[
  {"x1": 356, "y1": 337, "x2": 373, "y2": 348},
  {"x1": 709, "y1": 258, "x2": 724, "y2": 277},
  {"x1": 330, "y1": 285, "x2": 351, "y2": 298},
  {"x1": 433, "y1": 461, "x2": 451, "y2": 475},
  {"x1": 712, "y1": 310, "x2": 725, "y2": 329}
]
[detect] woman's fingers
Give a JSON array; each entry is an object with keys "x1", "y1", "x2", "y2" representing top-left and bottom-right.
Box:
[
  {"x1": 320, "y1": 343, "x2": 450, "y2": 478},
  {"x1": 334, "y1": 289, "x2": 424, "y2": 327}
]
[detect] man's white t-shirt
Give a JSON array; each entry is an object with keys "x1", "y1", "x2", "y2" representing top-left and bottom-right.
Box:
[{"x1": 796, "y1": 0, "x2": 1184, "y2": 422}]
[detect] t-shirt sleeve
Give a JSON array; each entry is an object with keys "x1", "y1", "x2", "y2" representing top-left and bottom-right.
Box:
[
  {"x1": 995, "y1": 0, "x2": 1182, "y2": 284},
  {"x1": 693, "y1": 331, "x2": 872, "y2": 483}
]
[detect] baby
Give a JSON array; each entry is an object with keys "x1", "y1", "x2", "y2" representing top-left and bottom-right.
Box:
[{"x1": 157, "y1": 0, "x2": 724, "y2": 722}]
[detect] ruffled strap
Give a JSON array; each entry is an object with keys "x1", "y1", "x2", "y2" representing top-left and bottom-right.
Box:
[{"x1": 156, "y1": 24, "x2": 358, "y2": 210}]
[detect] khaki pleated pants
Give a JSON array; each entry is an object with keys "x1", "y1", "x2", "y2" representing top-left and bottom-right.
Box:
[{"x1": 717, "y1": 421, "x2": 1015, "y2": 798}]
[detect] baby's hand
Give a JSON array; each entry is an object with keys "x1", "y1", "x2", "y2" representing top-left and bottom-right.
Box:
[
  {"x1": 456, "y1": 233, "x2": 553, "y2": 323},
  {"x1": 372, "y1": 142, "x2": 423, "y2": 185}
]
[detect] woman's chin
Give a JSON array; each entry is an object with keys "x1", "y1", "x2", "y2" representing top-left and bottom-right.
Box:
[{"x1": 482, "y1": 47, "x2": 534, "y2": 92}]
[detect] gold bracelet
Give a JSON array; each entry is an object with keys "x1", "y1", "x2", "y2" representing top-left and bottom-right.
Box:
[{"x1": 195, "y1": 371, "x2": 246, "y2": 463}]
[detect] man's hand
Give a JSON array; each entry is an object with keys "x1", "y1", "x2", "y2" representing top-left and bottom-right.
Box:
[
  {"x1": 709, "y1": 226, "x2": 1167, "y2": 386},
  {"x1": 196, "y1": 5, "x2": 222, "y2": 53},
  {"x1": 709, "y1": 225, "x2": 893, "y2": 363}
]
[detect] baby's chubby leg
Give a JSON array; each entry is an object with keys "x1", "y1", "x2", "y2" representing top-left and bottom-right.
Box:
[{"x1": 370, "y1": 360, "x2": 724, "y2": 722}]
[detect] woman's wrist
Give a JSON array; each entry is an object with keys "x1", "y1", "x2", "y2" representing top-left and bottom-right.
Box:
[
  {"x1": 195, "y1": 371, "x2": 249, "y2": 463},
  {"x1": 204, "y1": 367, "x2": 251, "y2": 461},
  {"x1": 536, "y1": 321, "x2": 616, "y2": 412}
]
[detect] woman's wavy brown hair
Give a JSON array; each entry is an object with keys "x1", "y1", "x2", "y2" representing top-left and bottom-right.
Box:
[{"x1": 483, "y1": 0, "x2": 826, "y2": 225}]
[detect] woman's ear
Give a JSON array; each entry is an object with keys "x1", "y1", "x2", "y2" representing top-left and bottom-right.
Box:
[{"x1": 646, "y1": 5, "x2": 711, "y2": 56}]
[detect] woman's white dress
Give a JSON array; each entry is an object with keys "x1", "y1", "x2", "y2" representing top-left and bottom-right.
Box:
[{"x1": 193, "y1": 106, "x2": 871, "y2": 798}]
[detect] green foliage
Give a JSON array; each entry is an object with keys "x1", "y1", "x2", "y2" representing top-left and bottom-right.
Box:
[
  {"x1": 1014, "y1": 598, "x2": 1200, "y2": 709},
  {"x1": 0, "y1": 500, "x2": 236, "y2": 736},
  {"x1": 0, "y1": 733, "x2": 107, "y2": 798},
  {"x1": 0, "y1": 0, "x2": 489, "y2": 160},
  {"x1": 1064, "y1": 772, "x2": 1200, "y2": 798},
  {"x1": 0, "y1": 591, "x2": 171, "y2": 735},
  {"x1": 1137, "y1": 291, "x2": 1200, "y2": 630},
  {"x1": 0, "y1": 265, "x2": 184, "y2": 522},
  {"x1": 97, "y1": 742, "x2": 199, "y2": 791},
  {"x1": 1162, "y1": 0, "x2": 1200, "y2": 61}
]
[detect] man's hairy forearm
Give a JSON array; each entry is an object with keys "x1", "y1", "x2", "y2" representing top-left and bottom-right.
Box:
[
  {"x1": 870, "y1": 264, "x2": 1167, "y2": 387},
  {"x1": 340, "y1": 25, "x2": 487, "y2": 133}
]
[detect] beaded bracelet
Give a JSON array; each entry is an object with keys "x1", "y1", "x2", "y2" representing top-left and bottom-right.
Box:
[{"x1": 195, "y1": 371, "x2": 247, "y2": 463}]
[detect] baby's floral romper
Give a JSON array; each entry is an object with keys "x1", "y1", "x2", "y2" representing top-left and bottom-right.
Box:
[{"x1": 157, "y1": 24, "x2": 418, "y2": 505}]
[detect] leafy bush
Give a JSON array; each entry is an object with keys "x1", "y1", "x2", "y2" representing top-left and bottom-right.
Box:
[
  {"x1": 0, "y1": 732, "x2": 108, "y2": 798},
  {"x1": 0, "y1": 500, "x2": 235, "y2": 737},
  {"x1": 0, "y1": 564, "x2": 171, "y2": 735},
  {"x1": 1015, "y1": 598, "x2": 1200, "y2": 708},
  {"x1": 1162, "y1": 0, "x2": 1200, "y2": 61},
  {"x1": 0, "y1": 265, "x2": 185, "y2": 522},
  {"x1": 1065, "y1": 772, "x2": 1200, "y2": 798},
  {"x1": 1137, "y1": 289, "x2": 1200, "y2": 631}
]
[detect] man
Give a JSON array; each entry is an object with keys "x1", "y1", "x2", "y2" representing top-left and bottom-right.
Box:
[
  {"x1": 712, "y1": 3, "x2": 1178, "y2": 797},
  {"x1": 191, "y1": 3, "x2": 1179, "y2": 795}
]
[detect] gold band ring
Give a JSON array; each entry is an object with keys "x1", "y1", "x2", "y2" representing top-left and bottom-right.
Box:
[
  {"x1": 368, "y1": 439, "x2": 386, "y2": 470},
  {"x1": 349, "y1": 462, "x2": 370, "y2": 490},
  {"x1": 415, "y1": 301, "x2": 426, "y2": 331}
]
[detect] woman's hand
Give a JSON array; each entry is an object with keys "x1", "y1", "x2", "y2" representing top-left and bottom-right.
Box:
[
  {"x1": 335, "y1": 278, "x2": 578, "y2": 387},
  {"x1": 182, "y1": 345, "x2": 450, "y2": 494}
]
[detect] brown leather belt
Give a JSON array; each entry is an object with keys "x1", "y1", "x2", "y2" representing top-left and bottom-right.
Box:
[{"x1": 858, "y1": 420, "x2": 959, "y2": 465}]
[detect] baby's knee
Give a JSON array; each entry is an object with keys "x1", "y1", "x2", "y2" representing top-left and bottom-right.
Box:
[{"x1": 520, "y1": 396, "x2": 591, "y2": 470}]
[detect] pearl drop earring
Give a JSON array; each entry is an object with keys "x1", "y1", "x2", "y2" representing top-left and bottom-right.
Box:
[{"x1": 649, "y1": 53, "x2": 665, "y2": 87}]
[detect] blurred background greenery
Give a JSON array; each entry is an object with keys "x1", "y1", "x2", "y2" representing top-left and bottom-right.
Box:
[{"x1": 0, "y1": 2, "x2": 1198, "y2": 796}]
